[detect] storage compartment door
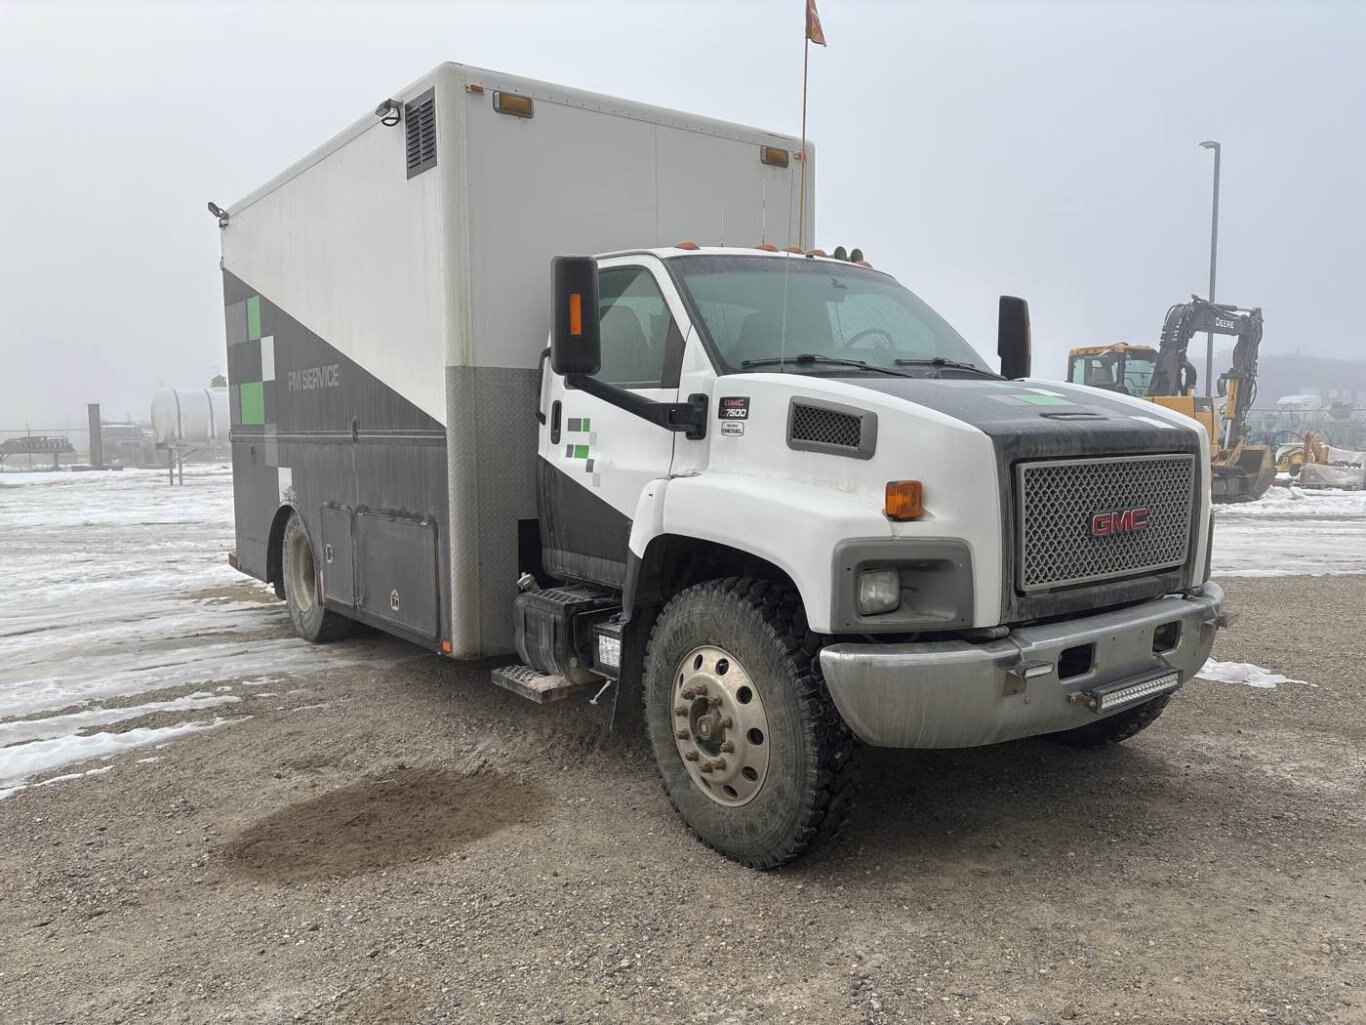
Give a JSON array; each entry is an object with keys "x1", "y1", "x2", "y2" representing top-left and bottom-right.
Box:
[
  {"x1": 319, "y1": 506, "x2": 355, "y2": 606},
  {"x1": 356, "y1": 511, "x2": 440, "y2": 639}
]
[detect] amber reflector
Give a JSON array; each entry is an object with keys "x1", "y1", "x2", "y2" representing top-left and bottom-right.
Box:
[{"x1": 568, "y1": 293, "x2": 583, "y2": 336}]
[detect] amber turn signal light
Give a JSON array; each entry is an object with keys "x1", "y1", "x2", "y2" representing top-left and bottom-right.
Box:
[{"x1": 884, "y1": 480, "x2": 923, "y2": 521}]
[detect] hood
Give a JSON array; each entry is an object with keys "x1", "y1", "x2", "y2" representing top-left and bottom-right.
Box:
[{"x1": 838, "y1": 376, "x2": 1203, "y2": 460}]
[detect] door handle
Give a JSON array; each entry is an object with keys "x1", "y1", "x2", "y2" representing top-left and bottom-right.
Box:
[{"x1": 550, "y1": 400, "x2": 561, "y2": 444}]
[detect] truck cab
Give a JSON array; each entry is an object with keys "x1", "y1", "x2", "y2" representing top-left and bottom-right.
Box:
[{"x1": 513, "y1": 245, "x2": 1226, "y2": 866}]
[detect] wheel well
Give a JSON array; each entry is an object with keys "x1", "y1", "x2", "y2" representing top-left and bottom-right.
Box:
[
  {"x1": 630, "y1": 535, "x2": 800, "y2": 611},
  {"x1": 265, "y1": 504, "x2": 297, "y2": 597}
]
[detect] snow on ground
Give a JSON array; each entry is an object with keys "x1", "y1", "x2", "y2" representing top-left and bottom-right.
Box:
[
  {"x1": 1212, "y1": 485, "x2": 1366, "y2": 577},
  {"x1": 1197, "y1": 658, "x2": 1305, "y2": 689},
  {"x1": 0, "y1": 465, "x2": 378, "y2": 800}
]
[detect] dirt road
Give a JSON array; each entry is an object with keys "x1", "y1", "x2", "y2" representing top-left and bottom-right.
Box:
[{"x1": 2, "y1": 574, "x2": 1364, "y2": 1025}]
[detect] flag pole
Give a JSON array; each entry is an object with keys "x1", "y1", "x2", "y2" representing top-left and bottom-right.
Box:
[{"x1": 798, "y1": 28, "x2": 810, "y2": 249}]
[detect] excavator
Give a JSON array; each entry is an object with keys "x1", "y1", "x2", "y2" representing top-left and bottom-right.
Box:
[{"x1": 1065, "y1": 297, "x2": 1276, "y2": 502}]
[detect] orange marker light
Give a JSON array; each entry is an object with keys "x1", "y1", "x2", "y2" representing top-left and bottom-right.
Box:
[
  {"x1": 568, "y1": 293, "x2": 583, "y2": 336},
  {"x1": 760, "y1": 146, "x2": 790, "y2": 168},
  {"x1": 441, "y1": 640, "x2": 453, "y2": 654},
  {"x1": 755, "y1": 242, "x2": 778, "y2": 252},
  {"x1": 884, "y1": 480, "x2": 924, "y2": 521},
  {"x1": 494, "y1": 91, "x2": 534, "y2": 118},
  {"x1": 674, "y1": 241, "x2": 700, "y2": 250}
]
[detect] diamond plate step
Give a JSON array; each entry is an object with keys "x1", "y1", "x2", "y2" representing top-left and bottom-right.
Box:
[{"x1": 490, "y1": 664, "x2": 594, "y2": 704}]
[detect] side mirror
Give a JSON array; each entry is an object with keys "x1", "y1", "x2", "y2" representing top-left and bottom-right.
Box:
[
  {"x1": 997, "y1": 296, "x2": 1032, "y2": 380},
  {"x1": 1216, "y1": 374, "x2": 1228, "y2": 398},
  {"x1": 551, "y1": 256, "x2": 601, "y2": 377}
]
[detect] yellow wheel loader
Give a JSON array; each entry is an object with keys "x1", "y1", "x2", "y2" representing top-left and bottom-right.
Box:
[{"x1": 1066, "y1": 297, "x2": 1276, "y2": 502}]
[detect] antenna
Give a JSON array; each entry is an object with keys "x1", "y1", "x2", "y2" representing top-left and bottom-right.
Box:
[
  {"x1": 720, "y1": 205, "x2": 726, "y2": 247},
  {"x1": 760, "y1": 179, "x2": 767, "y2": 244}
]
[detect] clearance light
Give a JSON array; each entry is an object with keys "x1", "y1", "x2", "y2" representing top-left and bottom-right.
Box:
[
  {"x1": 755, "y1": 242, "x2": 778, "y2": 252},
  {"x1": 674, "y1": 241, "x2": 700, "y2": 250},
  {"x1": 807, "y1": 249, "x2": 827, "y2": 257},
  {"x1": 760, "y1": 146, "x2": 791, "y2": 168},
  {"x1": 884, "y1": 480, "x2": 923, "y2": 521},
  {"x1": 783, "y1": 245, "x2": 804, "y2": 254},
  {"x1": 494, "y1": 91, "x2": 534, "y2": 118}
]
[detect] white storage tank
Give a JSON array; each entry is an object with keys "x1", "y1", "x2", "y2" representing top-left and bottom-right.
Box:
[{"x1": 151, "y1": 388, "x2": 230, "y2": 446}]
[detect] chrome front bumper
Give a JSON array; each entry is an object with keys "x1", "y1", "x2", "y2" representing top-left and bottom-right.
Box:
[{"x1": 819, "y1": 582, "x2": 1227, "y2": 749}]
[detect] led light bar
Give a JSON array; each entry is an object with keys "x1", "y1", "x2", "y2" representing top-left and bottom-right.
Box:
[{"x1": 1080, "y1": 670, "x2": 1181, "y2": 714}]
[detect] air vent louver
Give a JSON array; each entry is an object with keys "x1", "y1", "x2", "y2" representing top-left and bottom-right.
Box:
[
  {"x1": 404, "y1": 89, "x2": 437, "y2": 179},
  {"x1": 787, "y1": 399, "x2": 876, "y2": 459}
]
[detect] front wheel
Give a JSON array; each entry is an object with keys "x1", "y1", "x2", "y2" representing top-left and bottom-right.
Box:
[
  {"x1": 643, "y1": 578, "x2": 858, "y2": 869},
  {"x1": 282, "y1": 513, "x2": 352, "y2": 643}
]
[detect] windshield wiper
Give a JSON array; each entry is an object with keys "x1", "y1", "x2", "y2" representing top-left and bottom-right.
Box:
[
  {"x1": 740, "y1": 353, "x2": 913, "y2": 377},
  {"x1": 893, "y1": 357, "x2": 1001, "y2": 379}
]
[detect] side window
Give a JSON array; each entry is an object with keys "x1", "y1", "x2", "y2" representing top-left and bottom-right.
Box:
[{"x1": 595, "y1": 267, "x2": 681, "y2": 388}]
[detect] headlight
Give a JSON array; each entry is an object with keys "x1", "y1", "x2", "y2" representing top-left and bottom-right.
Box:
[{"x1": 857, "y1": 568, "x2": 901, "y2": 616}]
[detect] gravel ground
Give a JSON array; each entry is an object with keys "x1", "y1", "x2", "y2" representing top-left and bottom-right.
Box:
[{"x1": 1, "y1": 574, "x2": 1364, "y2": 1025}]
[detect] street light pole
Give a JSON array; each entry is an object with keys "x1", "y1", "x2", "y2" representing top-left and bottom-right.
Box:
[{"x1": 1200, "y1": 140, "x2": 1221, "y2": 397}]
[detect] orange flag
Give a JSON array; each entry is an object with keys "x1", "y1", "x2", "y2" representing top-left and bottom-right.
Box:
[{"x1": 806, "y1": 0, "x2": 826, "y2": 46}]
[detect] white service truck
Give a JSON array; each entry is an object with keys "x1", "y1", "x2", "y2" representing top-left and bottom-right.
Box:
[{"x1": 216, "y1": 63, "x2": 1230, "y2": 868}]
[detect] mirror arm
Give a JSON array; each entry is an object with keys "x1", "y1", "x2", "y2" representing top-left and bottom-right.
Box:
[{"x1": 565, "y1": 374, "x2": 709, "y2": 440}]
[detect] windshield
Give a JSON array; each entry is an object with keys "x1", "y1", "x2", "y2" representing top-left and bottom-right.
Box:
[{"x1": 668, "y1": 255, "x2": 993, "y2": 375}]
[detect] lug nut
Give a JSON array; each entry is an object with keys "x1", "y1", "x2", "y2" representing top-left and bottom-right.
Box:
[
  {"x1": 684, "y1": 751, "x2": 700, "y2": 762},
  {"x1": 720, "y1": 740, "x2": 735, "y2": 753},
  {"x1": 681, "y1": 687, "x2": 695, "y2": 700},
  {"x1": 707, "y1": 696, "x2": 722, "y2": 708},
  {"x1": 699, "y1": 761, "x2": 715, "y2": 774},
  {"x1": 675, "y1": 705, "x2": 688, "y2": 717},
  {"x1": 718, "y1": 717, "x2": 733, "y2": 729},
  {"x1": 676, "y1": 729, "x2": 689, "y2": 740},
  {"x1": 711, "y1": 758, "x2": 727, "y2": 771}
]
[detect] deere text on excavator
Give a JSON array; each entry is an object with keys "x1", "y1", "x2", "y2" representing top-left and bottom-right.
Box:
[{"x1": 1066, "y1": 297, "x2": 1276, "y2": 502}]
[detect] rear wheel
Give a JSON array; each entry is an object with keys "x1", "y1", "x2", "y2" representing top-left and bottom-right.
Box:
[
  {"x1": 643, "y1": 577, "x2": 857, "y2": 869},
  {"x1": 1044, "y1": 693, "x2": 1171, "y2": 748},
  {"x1": 282, "y1": 513, "x2": 352, "y2": 643}
]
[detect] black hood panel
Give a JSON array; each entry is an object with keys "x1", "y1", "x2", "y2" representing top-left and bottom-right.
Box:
[{"x1": 845, "y1": 377, "x2": 1203, "y2": 458}]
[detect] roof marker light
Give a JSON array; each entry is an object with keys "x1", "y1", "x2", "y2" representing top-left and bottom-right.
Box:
[
  {"x1": 674, "y1": 241, "x2": 700, "y2": 250},
  {"x1": 783, "y1": 245, "x2": 804, "y2": 254},
  {"x1": 494, "y1": 91, "x2": 534, "y2": 118},
  {"x1": 755, "y1": 243, "x2": 778, "y2": 252},
  {"x1": 760, "y1": 146, "x2": 791, "y2": 168}
]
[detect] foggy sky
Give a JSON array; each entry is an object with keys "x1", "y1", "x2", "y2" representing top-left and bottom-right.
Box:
[{"x1": 1, "y1": 0, "x2": 1362, "y2": 430}]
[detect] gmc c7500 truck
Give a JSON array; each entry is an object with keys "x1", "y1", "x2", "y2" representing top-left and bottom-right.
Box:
[{"x1": 217, "y1": 63, "x2": 1230, "y2": 868}]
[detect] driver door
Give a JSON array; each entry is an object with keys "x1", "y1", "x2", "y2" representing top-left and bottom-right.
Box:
[{"x1": 537, "y1": 256, "x2": 688, "y2": 587}]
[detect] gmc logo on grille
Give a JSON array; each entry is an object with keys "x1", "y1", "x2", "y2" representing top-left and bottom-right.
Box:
[{"x1": 1091, "y1": 507, "x2": 1149, "y2": 537}]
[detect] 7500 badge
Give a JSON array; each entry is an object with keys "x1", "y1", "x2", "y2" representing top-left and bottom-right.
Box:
[{"x1": 718, "y1": 396, "x2": 750, "y2": 420}]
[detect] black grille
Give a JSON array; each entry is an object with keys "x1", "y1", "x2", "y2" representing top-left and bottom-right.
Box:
[
  {"x1": 404, "y1": 89, "x2": 437, "y2": 178},
  {"x1": 1017, "y1": 454, "x2": 1196, "y2": 591},
  {"x1": 790, "y1": 403, "x2": 862, "y2": 449}
]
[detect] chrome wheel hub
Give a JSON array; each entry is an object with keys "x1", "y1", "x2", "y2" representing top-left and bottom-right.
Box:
[{"x1": 671, "y1": 645, "x2": 770, "y2": 806}]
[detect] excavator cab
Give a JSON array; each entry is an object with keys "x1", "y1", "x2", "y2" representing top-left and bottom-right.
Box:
[{"x1": 1066, "y1": 344, "x2": 1159, "y2": 396}]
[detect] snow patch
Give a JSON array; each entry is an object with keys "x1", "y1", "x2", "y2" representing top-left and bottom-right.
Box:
[
  {"x1": 0, "y1": 717, "x2": 244, "y2": 795},
  {"x1": 0, "y1": 693, "x2": 241, "y2": 747},
  {"x1": 1196, "y1": 659, "x2": 1304, "y2": 689}
]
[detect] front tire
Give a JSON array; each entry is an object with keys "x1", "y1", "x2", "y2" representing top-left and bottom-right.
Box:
[
  {"x1": 282, "y1": 513, "x2": 352, "y2": 643},
  {"x1": 1044, "y1": 693, "x2": 1171, "y2": 748},
  {"x1": 643, "y1": 578, "x2": 857, "y2": 869}
]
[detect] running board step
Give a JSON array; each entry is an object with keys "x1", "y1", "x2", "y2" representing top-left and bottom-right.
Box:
[{"x1": 490, "y1": 664, "x2": 595, "y2": 704}]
